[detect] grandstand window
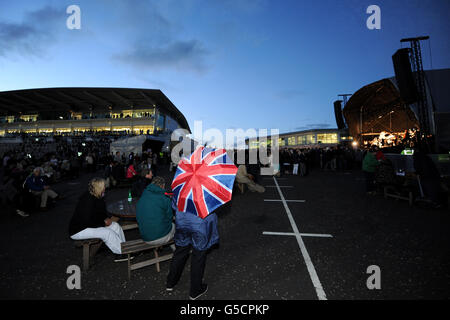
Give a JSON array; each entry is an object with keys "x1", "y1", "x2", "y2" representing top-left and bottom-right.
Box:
[
  {"x1": 71, "y1": 112, "x2": 82, "y2": 120},
  {"x1": 55, "y1": 128, "x2": 71, "y2": 133},
  {"x1": 288, "y1": 136, "x2": 296, "y2": 146},
  {"x1": 20, "y1": 114, "x2": 38, "y2": 122},
  {"x1": 278, "y1": 138, "x2": 285, "y2": 146},
  {"x1": 298, "y1": 135, "x2": 307, "y2": 145},
  {"x1": 316, "y1": 133, "x2": 338, "y2": 144},
  {"x1": 306, "y1": 134, "x2": 316, "y2": 144},
  {"x1": 38, "y1": 128, "x2": 53, "y2": 133}
]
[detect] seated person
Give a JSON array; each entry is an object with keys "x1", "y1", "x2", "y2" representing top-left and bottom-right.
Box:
[
  {"x1": 126, "y1": 162, "x2": 137, "y2": 178},
  {"x1": 236, "y1": 164, "x2": 265, "y2": 193},
  {"x1": 136, "y1": 176, "x2": 175, "y2": 246},
  {"x1": 131, "y1": 168, "x2": 153, "y2": 199},
  {"x1": 25, "y1": 167, "x2": 59, "y2": 211},
  {"x1": 69, "y1": 177, "x2": 127, "y2": 258}
]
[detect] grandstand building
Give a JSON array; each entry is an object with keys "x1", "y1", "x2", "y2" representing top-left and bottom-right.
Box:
[
  {"x1": 246, "y1": 128, "x2": 352, "y2": 149},
  {"x1": 0, "y1": 87, "x2": 190, "y2": 136}
]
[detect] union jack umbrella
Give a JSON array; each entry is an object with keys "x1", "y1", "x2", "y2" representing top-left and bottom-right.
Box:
[{"x1": 171, "y1": 146, "x2": 238, "y2": 219}]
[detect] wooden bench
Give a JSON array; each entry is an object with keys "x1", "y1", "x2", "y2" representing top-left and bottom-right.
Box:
[
  {"x1": 120, "y1": 221, "x2": 139, "y2": 231},
  {"x1": 121, "y1": 239, "x2": 174, "y2": 279},
  {"x1": 384, "y1": 185, "x2": 414, "y2": 206},
  {"x1": 73, "y1": 238, "x2": 103, "y2": 271}
]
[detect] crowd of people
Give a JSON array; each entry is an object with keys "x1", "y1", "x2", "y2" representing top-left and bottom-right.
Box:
[
  {"x1": 0, "y1": 134, "x2": 125, "y2": 217},
  {"x1": 2, "y1": 130, "x2": 446, "y2": 300},
  {"x1": 277, "y1": 146, "x2": 364, "y2": 176}
]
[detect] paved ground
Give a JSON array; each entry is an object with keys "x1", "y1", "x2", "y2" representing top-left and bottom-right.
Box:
[{"x1": 1, "y1": 165, "x2": 449, "y2": 300}]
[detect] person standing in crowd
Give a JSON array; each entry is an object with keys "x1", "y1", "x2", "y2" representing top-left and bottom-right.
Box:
[
  {"x1": 131, "y1": 168, "x2": 153, "y2": 199},
  {"x1": 69, "y1": 177, "x2": 127, "y2": 260},
  {"x1": 70, "y1": 154, "x2": 81, "y2": 179},
  {"x1": 166, "y1": 200, "x2": 230, "y2": 300},
  {"x1": 128, "y1": 152, "x2": 135, "y2": 166},
  {"x1": 25, "y1": 167, "x2": 59, "y2": 211},
  {"x1": 114, "y1": 151, "x2": 122, "y2": 164},
  {"x1": 299, "y1": 150, "x2": 307, "y2": 176},
  {"x1": 104, "y1": 160, "x2": 117, "y2": 189},
  {"x1": 292, "y1": 150, "x2": 300, "y2": 175},
  {"x1": 85, "y1": 153, "x2": 95, "y2": 173},
  {"x1": 136, "y1": 176, "x2": 175, "y2": 247},
  {"x1": 362, "y1": 147, "x2": 379, "y2": 195}
]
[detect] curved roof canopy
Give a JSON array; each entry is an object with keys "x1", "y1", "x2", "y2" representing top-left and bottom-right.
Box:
[
  {"x1": 0, "y1": 87, "x2": 190, "y2": 132},
  {"x1": 343, "y1": 78, "x2": 418, "y2": 138}
]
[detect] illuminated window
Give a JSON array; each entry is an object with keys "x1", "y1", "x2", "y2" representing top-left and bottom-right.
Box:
[
  {"x1": 298, "y1": 136, "x2": 307, "y2": 145},
  {"x1": 306, "y1": 134, "x2": 316, "y2": 144},
  {"x1": 278, "y1": 138, "x2": 285, "y2": 146},
  {"x1": 288, "y1": 136, "x2": 296, "y2": 146},
  {"x1": 316, "y1": 133, "x2": 338, "y2": 144},
  {"x1": 71, "y1": 112, "x2": 83, "y2": 120},
  {"x1": 55, "y1": 128, "x2": 71, "y2": 133},
  {"x1": 20, "y1": 114, "x2": 38, "y2": 122}
]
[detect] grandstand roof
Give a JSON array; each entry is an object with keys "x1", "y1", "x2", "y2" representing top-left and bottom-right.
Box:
[{"x1": 0, "y1": 87, "x2": 190, "y2": 132}]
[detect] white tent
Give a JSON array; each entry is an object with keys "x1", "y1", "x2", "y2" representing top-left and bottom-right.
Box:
[{"x1": 110, "y1": 135, "x2": 148, "y2": 156}]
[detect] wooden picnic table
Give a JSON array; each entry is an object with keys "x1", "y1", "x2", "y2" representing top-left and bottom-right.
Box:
[
  {"x1": 107, "y1": 198, "x2": 139, "y2": 230},
  {"x1": 107, "y1": 198, "x2": 138, "y2": 218}
]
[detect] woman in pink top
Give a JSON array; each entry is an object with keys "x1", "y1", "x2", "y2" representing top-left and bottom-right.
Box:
[{"x1": 126, "y1": 163, "x2": 137, "y2": 179}]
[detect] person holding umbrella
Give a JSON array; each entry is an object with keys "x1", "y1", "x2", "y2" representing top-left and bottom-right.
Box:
[{"x1": 166, "y1": 147, "x2": 237, "y2": 300}]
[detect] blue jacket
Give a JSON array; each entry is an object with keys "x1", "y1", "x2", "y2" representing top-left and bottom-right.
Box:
[
  {"x1": 25, "y1": 175, "x2": 47, "y2": 191},
  {"x1": 173, "y1": 210, "x2": 219, "y2": 251}
]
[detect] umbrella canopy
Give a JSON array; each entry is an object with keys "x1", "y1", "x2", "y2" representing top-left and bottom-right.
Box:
[{"x1": 171, "y1": 146, "x2": 238, "y2": 219}]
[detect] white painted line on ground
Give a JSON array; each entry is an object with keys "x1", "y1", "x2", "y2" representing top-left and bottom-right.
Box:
[
  {"x1": 264, "y1": 199, "x2": 306, "y2": 203},
  {"x1": 263, "y1": 231, "x2": 333, "y2": 238},
  {"x1": 272, "y1": 176, "x2": 328, "y2": 300}
]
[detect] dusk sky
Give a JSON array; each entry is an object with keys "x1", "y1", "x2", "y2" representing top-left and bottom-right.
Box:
[{"x1": 0, "y1": 0, "x2": 449, "y2": 136}]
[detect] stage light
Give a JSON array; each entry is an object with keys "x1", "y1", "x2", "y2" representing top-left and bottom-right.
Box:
[{"x1": 352, "y1": 141, "x2": 358, "y2": 147}]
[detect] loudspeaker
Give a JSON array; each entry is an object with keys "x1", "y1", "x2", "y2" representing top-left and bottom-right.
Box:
[
  {"x1": 392, "y1": 48, "x2": 419, "y2": 104},
  {"x1": 334, "y1": 100, "x2": 346, "y2": 129}
]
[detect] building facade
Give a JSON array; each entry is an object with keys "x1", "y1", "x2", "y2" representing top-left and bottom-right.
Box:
[
  {"x1": 247, "y1": 128, "x2": 352, "y2": 149},
  {"x1": 0, "y1": 87, "x2": 190, "y2": 136}
]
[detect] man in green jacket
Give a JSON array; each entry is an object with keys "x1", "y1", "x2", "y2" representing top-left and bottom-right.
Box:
[
  {"x1": 362, "y1": 147, "x2": 379, "y2": 195},
  {"x1": 136, "y1": 176, "x2": 175, "y2": 246}
]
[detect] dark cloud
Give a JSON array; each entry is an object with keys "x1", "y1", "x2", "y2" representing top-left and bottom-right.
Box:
[
  {"x1": 109, "y1": 0, "x2": 209, "y2": 73},
  {"x1": 114, "y1": 40, "x2": 209, "y2": 73},
  {"x1": 0, "y1": 5, "x2": 61, "y2": 58}
]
